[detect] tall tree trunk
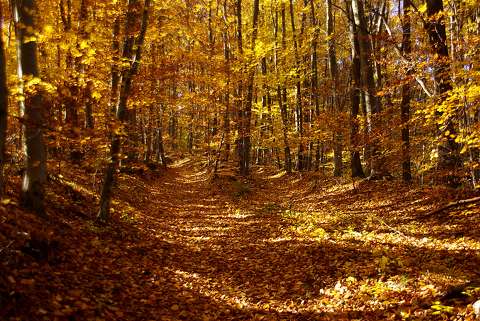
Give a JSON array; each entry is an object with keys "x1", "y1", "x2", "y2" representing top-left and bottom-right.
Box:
[
  {"x1": 351, "y1": 0, "x2": 383, "y2": 178},
  {"x1": 425, "y1": 0, "x2": 461, "y2": 185},
  {"x1": 309, "y1": 0, "x2": 321, "y2": 171},
  {"x1": 289, "y1": 0, "x2": 304, "y2": 171},
  {"x1": 14, "y1": 0, "x2": 47, "y2": 215},
  {"x1": 327, "y1": 0, "x2": 342, "y2": 177},
  {"x1": 239, "y1": 0, "x2": 259, "y2": 176},
  {"x1": 260, "y1": 56, "x2": 272, "y2": 165},
  {"x1": 222, "y1": 0, "x2": 231, "y2": 161},
  {"x1": 0, "y1": 3, "x2": 8, "y2": 195},
  {"x1": 275, "y1": 3, "x2": 292, "y2": 173},
  {"x1": 309, "y1": 0, "x2": 319, "y2": 116},
  {"x1": 78, "y1": 0, "x2": 93, "y2": 129},
  {"x1": 155, "y1": 104, "x2": 167, "y2": 168},
  {"x1": 110, "y1": 17, "x2": 121, "y2": 114},
  {"x1": 235, "y1": 0, "x2": 245, "y2": 174},
  {"x1": 346, "y1": 0, "x2": 365, "y2": 178},
  {"x1": 401, "y1": 0, "x2": 412, "y2": 182},
  {"x1": 97, "y1": 0, "x2": 151, "y2": 222}
]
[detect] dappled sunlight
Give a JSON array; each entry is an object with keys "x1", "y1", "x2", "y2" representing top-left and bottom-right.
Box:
[
  {"x1": 170, "y1": 158, "x2": 192, "y2": 168},
  {"x1": 16, "y1": 158, "x2": 476, "y2": 320}
]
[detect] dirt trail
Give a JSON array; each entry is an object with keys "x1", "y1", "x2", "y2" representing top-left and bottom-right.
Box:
[
  {"x1": 113, "y1": 159, "x2": 384, "y2": 320},
  {"x1": 127, "y1": 159, "x2": 316, "y2": 320},
  {"x1": 4, "y1": 158, "x2": 479, "y2": 320},
  {"x1": 115, "y1": 159, "x2": 479, "y2": 321}
]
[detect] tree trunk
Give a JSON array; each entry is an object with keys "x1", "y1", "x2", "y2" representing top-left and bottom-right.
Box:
[
  {"x1": 222, "y1": 0, "x2": 231, "y2": 161},
  {"x1": 239, "y1": 0, "x2": 259, "y2": 176},
  {"x1": 110, "y1": 17, "x2": 121, "y2": 114},
  {"x1": 97, "y1": 0, "x2": 151, "y2": 222},
  {"x1": 351, "y1": 0, "x2": 383, "y2": 178},
  {"x1": 425, "y1": 0, "x2": 461, "y2": 185},
  {"x1": 309, "y1": 0, "x2": 320, "y2": 171},
  {"x1": 327, "y1": 0, "x2": 342, "y2": 177},
  {"x1": 235, "y1": 0, "x2": 245, "y2": 174},
  {"x1": 289, "y1": 0, "x2": 304, "y2": 171},
  {"x1": 346, "y1": 0, "x2": 365, "y2": 178},
  {"x1": 14, "y1": 0, "x2": 47, "y2": 215},
  {"x1": 260, "y1": 56, "x2": 272, "y2": 165},
  {"x1": 155, "y1": 104, "x2": 167, "y2": 168},
  {"x1": 0, "y1": 3, "x2": 8, "y2": 195},
  {"x1": 275, "y1": 3, "x2": 292, "y2": 173},
  {"x1": 401, "y1": 0, "x2": 412, "y2": 182}
]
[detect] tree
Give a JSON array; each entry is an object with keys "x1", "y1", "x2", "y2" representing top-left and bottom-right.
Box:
[
  {"x1": 97, "y1": 0, "x2": 151, "y2": 222},
  {"x1": 274, "y1": 1, "x2": 292, "y2": 173},
  {"x1": 400, "y1": 0, "x2": 412, "y2": 182},
  {"x1": 289, "y1": 0, "x2": 304, "y2": 171},
  {"x1": 346, "y1": 0, "x2": 365, "y2": 178},
  {"x1": 0, "y1": 3, "x2": 8, "y2": 195},
  {"x1": 13, "y1": 0, "x2": 47, "y2": 214},
  {"x1": 351, "y1": 0, "x2": 384, "y2": 178},
  {"x1": 425, "y1": 0, "x2": 461, "y2": 185},
  {"x1": 326, "y1": 0, "x2": 342, "y2": 177}
]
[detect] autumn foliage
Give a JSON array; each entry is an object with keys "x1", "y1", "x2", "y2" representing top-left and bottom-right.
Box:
[{"x1": 0, "y1": 0, "x2": 480, "y2": 320}]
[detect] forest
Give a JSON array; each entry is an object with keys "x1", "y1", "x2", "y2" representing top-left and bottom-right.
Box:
[{"x1": 0, "y1": 0, "x2": 479, "y2": 319}]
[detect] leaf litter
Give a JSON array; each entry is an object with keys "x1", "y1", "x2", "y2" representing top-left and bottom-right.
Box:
[{"x1": 1, "y1": 158, "x2": 479, "y2": 320}]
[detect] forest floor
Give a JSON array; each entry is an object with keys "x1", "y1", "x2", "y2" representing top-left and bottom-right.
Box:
[{"x1": 1, "y1": 157, "x2": 480, "y2": 320}]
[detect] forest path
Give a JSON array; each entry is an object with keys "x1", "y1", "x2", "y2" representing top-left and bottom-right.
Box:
[
  {"x1": 113, "y1": 158, "x2": 479, "y2": 321},
  {"x1": 9, "y1": 158, "x2": 479, "y2": 320},
  {"x1": 112, "y1": 159, "x2": 403, "y2": 320},
  {"x1": 122, "y1": 159, "x2": 330, "y2": 320}
]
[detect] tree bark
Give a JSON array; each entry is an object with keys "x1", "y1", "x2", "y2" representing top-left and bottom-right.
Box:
[
  {"x1": 425, "y1": 0, "x2": 461, "y2": 185},
  {"x1": 289, "y1": 0, "x2": 304, "y2": 171},
  {"x1": 97, "y1": 0, "x2": 151, "y2": 222},
  {"x1": 222, "y1": 0, "x2": 231, "y2": 161},
  {"x1": 346, "y1": 0, "x2": 365, "y2": 178},
  {"x1": 235, "y1": 0, "x2": 245, "y2": 174},
  {"x1": 155, "y1": 104, "x2": 167, "y2": 168},
  {"x1": 401, "y1": 0, "x2": 412, "y2": 182},
  {"x1": 275, "y1": 3, "x2": 292, "y2": 173},
  {"x1": 0, "y1": 3, "x2": 7, "y2": 195},
  {"x1": 110, "y1": 17, "x2": 121, "y2": 114},
  {"x1": 327, "y1": 0, "x2": 342, "y2": 177},
  {"x1": 351, "y1": 0, "x2": 384, "y2": 178},
  {"x1": 14, "y1": 0, "x2": 47, "y2": 215},
  {"x1": 239, "y1": 0, "x2": 259, "y2": 176}
]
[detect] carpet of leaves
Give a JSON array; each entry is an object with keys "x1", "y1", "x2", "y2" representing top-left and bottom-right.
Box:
[{"x1": 1, "y1": 158, "x2": 479, "y2": 320}]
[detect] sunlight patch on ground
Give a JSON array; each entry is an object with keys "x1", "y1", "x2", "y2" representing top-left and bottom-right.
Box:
[
  {"x1": 183, "y1": 204, "x2": 221, "y2": 210},
  {"x1": 184, "y1": 226, "x2": 232, "y2": 232},
  {"x1": 169, "y1": 268, "x2": 313, "y2": 315},
  {"x1": 169, "y1": 268, "x2": 254, "y2": 311},
  {"x1": 229, "y1": 209, "x2": 256, "y2": 219},
  {"x1": 263, "y1": 237, "x2": 294, "y2": 243},
  {"x1": 267, "y1": 171, "x2": 286, "y2": 179},
  {"x1": 166, "y1": 267, "x2": 428, "y2": 318},
  {"x1": 170, "y1": 157, "x2": 192, "y2": 168},
  {"x1": 55, "y1": 175, "x2": 99, "y2": 199},
  {"x1": 324, "y1": 182, "x2": 351, "y2": 194}
]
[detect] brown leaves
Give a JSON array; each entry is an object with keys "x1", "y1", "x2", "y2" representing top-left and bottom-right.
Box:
[{"x1": 2, "y1": 159, "x2": 479, "y2": 320}]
